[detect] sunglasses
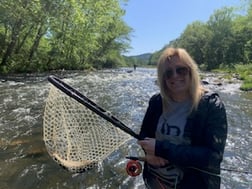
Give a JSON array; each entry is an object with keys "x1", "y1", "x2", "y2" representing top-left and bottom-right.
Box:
[{"x1": 164, "y1": 66, "x2": 189, "y2": 79}]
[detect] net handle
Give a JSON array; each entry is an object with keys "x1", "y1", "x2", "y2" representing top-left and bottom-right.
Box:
[{"x1": 48, "y1": 75, "x2": 143, "y2": 140}]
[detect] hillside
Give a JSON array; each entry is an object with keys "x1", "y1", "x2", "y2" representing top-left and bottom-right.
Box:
[{"x1": 124, "y1": 53, "x2": 152, "y2": 66}]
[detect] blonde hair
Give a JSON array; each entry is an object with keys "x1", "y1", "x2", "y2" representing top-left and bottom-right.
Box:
[{"x1": 157, "y1": 47, "x2": 206, "y2": 113}]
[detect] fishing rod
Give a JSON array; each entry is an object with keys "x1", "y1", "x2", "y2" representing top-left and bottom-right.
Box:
[{"x1": 126, "y1": 156, "x2": 252, "y2": 175}]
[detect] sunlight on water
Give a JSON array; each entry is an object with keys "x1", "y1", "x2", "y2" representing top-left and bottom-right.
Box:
[{"x1": 0, "y1": 68, "x2": 251, "y2": 189}]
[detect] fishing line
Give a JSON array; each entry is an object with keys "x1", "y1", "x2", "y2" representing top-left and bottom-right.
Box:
[{"x1": 126, "y1": 156, "x2": 252, "y2": 175}]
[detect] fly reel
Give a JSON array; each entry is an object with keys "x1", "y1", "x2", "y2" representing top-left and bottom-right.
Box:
[{"x1": 126, "y1": 160, "x2": 142, "y2": 177}]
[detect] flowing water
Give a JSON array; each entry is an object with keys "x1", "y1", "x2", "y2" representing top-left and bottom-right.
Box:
[{"x1": 0, "y1": 68, "x2": 251, "y2": 189}]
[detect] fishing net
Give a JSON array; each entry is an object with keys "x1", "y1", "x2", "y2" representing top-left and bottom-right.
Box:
[{"x1": 43, "y1": 84, "x2": 131, "y2": 173}]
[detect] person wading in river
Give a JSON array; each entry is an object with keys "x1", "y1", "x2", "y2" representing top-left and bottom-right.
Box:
[{"x1": 138, "y1": 47, "x2": 228, "y2": 189}]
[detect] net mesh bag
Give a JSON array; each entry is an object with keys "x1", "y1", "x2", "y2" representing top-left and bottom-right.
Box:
[{"x1": 43, "y1": 85, "x2": 131, "y2": 173}]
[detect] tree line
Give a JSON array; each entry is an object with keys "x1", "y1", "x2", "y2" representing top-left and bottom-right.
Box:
[
  {"x1": 1, "y1": 0, "x2": 252, "y2": 74},
  {"x1": 0, "y1": 0, "x2": 131, "y2": 74},
  {"x1": 147, "y1": 1, "x2": 252, "y2": 71}
]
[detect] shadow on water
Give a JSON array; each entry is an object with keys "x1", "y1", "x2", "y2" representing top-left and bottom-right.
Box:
[{"x1": 0, "y1": 68, "x2": 251, "y2": 189}]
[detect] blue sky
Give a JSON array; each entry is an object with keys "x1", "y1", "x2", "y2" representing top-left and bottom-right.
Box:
[{"x1": 122, "y1": 0, "x2": 242, "y2": 56}]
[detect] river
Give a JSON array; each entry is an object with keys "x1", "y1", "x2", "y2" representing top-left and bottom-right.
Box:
[{"x1": 0, "y1": 68, "x2": 251, "y2": 189}]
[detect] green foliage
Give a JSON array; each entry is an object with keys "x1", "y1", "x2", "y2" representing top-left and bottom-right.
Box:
[
  {"x1": 199, "y1": 64, "x2": 208, "y2": 71},
  {"x1": 234, "y1": 64, "x2": 252, "y2": 90},
  {"x1": 175, "y1": 21, "x2": 212, "y2": 67},
  {"x1": 0, "y1": 0, "x2": 131, "y2": 73},
  {"x1": 1, "y1": 0, "x2": 252, "y2": 79},
  {"x1": 235, "y1": 64, "x2": 252, "y2": 77},
  {"x1": 149, "y1": 50, "x2": 162, "y2": 65},
  {"x1": 148, "y1": 2, "x2": 252, "y2": 73},
  {"x1": 240, "y1": 76, "x2": 252, "y2": 91},
  {"x1": 124, "y1": 53, "x2": 152, "y2": 67}
]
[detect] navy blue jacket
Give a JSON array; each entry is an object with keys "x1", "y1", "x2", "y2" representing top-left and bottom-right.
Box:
[{"x1": 139, "y1": 92, "x2": 228, "y2": 189}]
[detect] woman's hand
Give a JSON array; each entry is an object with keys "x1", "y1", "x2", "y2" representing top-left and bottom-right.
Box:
[
  {"x1": 144, "y1": 154, "x2": 169, "y2": 167},
  {"x1": 137, "y1": 138, "x2": 156, "y2": 155},
  {"x1": 138, "y1": 138, "x2": 169, "y2": 167}
]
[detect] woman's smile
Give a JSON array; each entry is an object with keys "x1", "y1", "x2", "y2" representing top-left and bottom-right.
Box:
[{"x1": 165, "y1": 64, "x2": 190, "y2": 100}]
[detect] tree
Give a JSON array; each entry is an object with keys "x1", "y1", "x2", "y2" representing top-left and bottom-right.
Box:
[
  {"x1": 0, "y1": 0, "x2": 131, "y2": 73},
  {"x1": 0, "y1": 0, "x2": 29, "y2": 67},
  {"x1": 176, "y1": 21, "x2": 212, "y2": 67},
  {"x1": 205, "y1": 7, "x2": 235, "y2": 69}
]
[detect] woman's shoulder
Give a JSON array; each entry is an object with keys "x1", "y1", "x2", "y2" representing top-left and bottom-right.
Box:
[
  {"x1": 148, "y1": 93, "x2": 162, "y2": 108},
  {"x1": 201, "y1": 90, "x2": 220, "y2": 101},
  {"x1": 201, "y1": 90, "x2": 225, "y2": 108},
  {"x1": 149, "y1": 93, "x2": 162, "y2": 104},
  {"x1": 150, "y1": 93, "x2": 162, "y2": 101}
]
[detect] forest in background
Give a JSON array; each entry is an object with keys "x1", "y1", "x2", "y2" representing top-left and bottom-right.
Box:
[
  {"x1": 0, "y1": 0, "x2": 252, "y2": 80},
  {"x1": 147, "y1": 1, "x2": 252, "y2": 71},
  {"x1": 0, "y1": 0, "x2": 131, "y2": 73}
]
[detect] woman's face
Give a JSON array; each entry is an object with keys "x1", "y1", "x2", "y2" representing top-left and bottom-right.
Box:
[{"x1": 164, "y1": 56, "x2": 190, "y2": 100}]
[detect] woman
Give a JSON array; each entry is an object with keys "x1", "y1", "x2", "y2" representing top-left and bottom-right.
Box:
[{"x1": 138, "y1": 47, "x2": 228, "y2": 189}]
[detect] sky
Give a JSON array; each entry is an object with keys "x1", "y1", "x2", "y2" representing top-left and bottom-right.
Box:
[{"x1": 122, "y1": 0, "x2": 243, "y2": 56}]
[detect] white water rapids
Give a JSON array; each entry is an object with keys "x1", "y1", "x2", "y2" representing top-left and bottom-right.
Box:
[{"x1": 0, "y1": 68, "x2": 251, "y2": 189}]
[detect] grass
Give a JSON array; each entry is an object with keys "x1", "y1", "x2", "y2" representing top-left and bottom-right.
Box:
[
  {"x1": 212, "y1": 64, "x2": 252, "y2": 91},
  {"x1": 234, "y1": 64, "x2": 252, "y2": 91}
]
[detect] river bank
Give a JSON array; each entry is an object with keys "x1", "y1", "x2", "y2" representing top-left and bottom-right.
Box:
[
  {"x1": 0, "y1": 70, "x2": 89, "y2": 82},
  {"x1": 0, "y1": 67, "x2": 249, "y2": 91},
  {"x1": 212, "y1": 64, "x2": 252, "y2": 91}
]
